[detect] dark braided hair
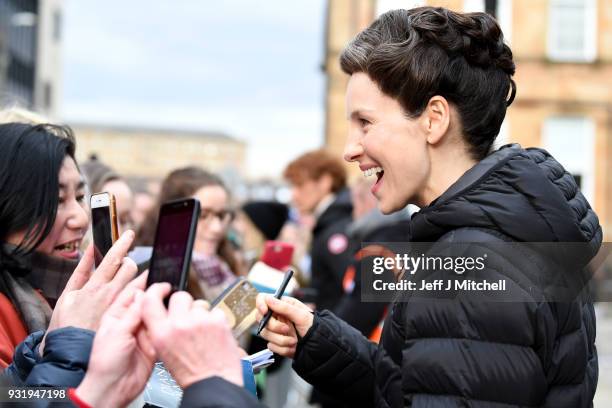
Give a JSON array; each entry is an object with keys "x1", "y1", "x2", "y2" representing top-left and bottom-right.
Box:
[{"x1": 340, "y1": 7, "x2": 516, "y2": 159}]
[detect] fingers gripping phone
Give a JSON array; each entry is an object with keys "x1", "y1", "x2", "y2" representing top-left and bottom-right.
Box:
[
  {"x1": 91, "y1": 192, "x2": 119, "y2": 267},
  {"x1": 146, "y1": 198, "x2": 201, "y2": 300}
]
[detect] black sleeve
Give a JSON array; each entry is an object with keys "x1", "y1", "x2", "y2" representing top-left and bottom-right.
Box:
[
  {"x1": 180, "y1": 376, "x2": 265, "y2": 408},
  {"x1": 292, "y1": 310, "x2": 378, "y2": 405}
]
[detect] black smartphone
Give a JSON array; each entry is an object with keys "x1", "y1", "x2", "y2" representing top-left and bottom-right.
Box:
[
  {"x1": 91, "y1": 192, "x2": 119, "y2": 267},
  {"x1": 146, "y1": 198, "x2": 201, "y2": 298}
]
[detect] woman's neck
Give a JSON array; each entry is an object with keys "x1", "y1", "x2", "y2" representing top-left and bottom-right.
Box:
[{"x1": 418, "y1": 145, "x2": 478, "y2": 208}]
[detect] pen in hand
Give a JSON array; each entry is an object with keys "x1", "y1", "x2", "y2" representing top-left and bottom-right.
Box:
[{"x1": 256, "y1": 269, "x2": 294, "y2": 336}]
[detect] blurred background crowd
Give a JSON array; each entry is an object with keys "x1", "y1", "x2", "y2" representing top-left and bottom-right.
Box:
[{"x1": 0, "y1": 0, "x2": 611, "y2": 406}]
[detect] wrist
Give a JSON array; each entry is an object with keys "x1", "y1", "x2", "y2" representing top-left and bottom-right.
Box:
[
  {"x1": 68, "y1": 388, "x2": 92, "y2": 408},
  {"x1": 294, "y1": 312, "x2": 319, "y2": 360},
  {"x1": 75, "y1": 374, "x2": 121, "y2": 408},
  {"x1": 38, "y1": 336, "x2": 46, "y2": 358},
  {"x1": 180, "y1": 367, "x2": 243, "y2": 389},
  {"x1": 296, "y1": 312, "x2": 314, "y2": 338}
]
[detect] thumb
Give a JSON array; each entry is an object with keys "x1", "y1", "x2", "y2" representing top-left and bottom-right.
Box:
[{"x1": 120, "y1": 291, "x2": 145, "y2": 333}]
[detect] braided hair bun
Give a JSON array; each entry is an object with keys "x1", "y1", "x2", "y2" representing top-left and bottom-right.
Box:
[{"x1": 341, "y1": 7, "x2": 516, "y2": 158}]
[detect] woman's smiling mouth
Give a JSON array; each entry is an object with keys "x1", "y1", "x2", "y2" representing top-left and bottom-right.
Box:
[
  {"x1": 362, "y1": 166, "x2": 385, "y2": 194},
  {"x1": 53, "y1": 239, "x2": 82, "y2": 259}
]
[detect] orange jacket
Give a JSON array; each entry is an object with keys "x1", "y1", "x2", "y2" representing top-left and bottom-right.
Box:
[{"x1": 0, "y1": 293, "x2": 28, "y2": 369}]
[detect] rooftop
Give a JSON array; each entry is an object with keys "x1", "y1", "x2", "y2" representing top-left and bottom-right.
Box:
[{"x1": 68, "y1": 122, "x2": 244, "y2": 144}]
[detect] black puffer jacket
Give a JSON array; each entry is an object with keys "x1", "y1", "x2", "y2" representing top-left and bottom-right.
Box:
[{"x1": 292, "y1": 145, "x2": 601, "y2": 407}]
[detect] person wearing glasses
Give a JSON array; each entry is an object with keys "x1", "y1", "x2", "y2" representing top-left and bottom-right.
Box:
[{"x1": 135, "y1": 166, "x2": 242, "y2": 302}]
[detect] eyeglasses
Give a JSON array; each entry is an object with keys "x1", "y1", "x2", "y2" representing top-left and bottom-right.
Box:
[{"x1": 199, "y1": 208, "x2": 235, "y2": 224}]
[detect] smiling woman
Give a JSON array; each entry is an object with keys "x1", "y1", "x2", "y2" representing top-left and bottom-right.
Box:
[
  {"x1": 0, "y1": 123, "x2": 88, "y2": 263},
  {"x1": 0, "y1": 123, "x2": 88, "y2": 360},
  {"x1": 257, "y1": 6, "x2": 601, "y2": 408},
  {"x1": 0, "y1": 121, "x2": 145, "y2": 389}
]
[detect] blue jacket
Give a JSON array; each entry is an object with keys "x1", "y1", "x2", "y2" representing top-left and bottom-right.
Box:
[{"x1": 3, "y1": 327, "x2": 94, "y2": 387}]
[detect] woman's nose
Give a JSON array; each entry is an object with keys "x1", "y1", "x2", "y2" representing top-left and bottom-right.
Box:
[
  {"x1": 343, "y1": 132, "x2": 364, "y2": 163},
  {"x1": 67, "y1": 200, "x2": 90, "y2": 231},
  {"x1": 207, "y1": 216, "x2": 225, "y2": 234}
]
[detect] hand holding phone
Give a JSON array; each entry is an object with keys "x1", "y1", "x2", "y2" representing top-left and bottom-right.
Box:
[{"x1": 91, "y1": 192, "x2": 119, "y2": 267}]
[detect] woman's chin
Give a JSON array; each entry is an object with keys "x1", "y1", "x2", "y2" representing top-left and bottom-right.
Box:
[
  {"x1": 377, "y1": 195, "x2": 408, "y2": 215},
  {"x1": 378, "y1": 205, "x2": 394, "y2": 215}
]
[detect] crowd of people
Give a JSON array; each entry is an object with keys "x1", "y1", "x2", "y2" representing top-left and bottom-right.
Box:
[{"x1": 0, "y1": 6, "x2": 603, "y2": 408}]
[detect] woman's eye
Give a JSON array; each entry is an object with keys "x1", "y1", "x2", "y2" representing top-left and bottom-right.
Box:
[
  {"x1": 359, "y1": 118, "x2": 371, "y2": 127},
  {"x1": 76, "y1": 194, "x2": 85, "y2": 203}
]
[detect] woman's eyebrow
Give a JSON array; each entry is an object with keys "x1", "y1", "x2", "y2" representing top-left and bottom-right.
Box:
[
  {"x1": 59, "y1": 180, "x2": 86, "y2": 190},
  {"x1": 348, "y1": 109, "x2": 374, "y2": 120}
]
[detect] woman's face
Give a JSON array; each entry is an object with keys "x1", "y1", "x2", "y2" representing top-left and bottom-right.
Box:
[
  {"x1": 289, "y1": 175, "x2": 332, "y2": 215},
  {"x1": 103, "y1": 179, "x2": 134, "y2": 234},
  {"x1": 7, "y1": 156, "x2": 89, "y2": 259},
  {"x1": 192, "y1": 185, "x2": 230, "y2": 256},
  {"x1": 343, "y1": 73, "x2": 431, "y2": 213}
]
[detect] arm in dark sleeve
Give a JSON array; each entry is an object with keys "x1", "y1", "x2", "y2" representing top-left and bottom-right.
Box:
[
  {"x1": 292, "y1": 310, "x2": 378, "y2": 405},
  {"x1": 24, "y1": 327, "x2": 94, "y2": 387},
  {"x1": 1, "y1": 330, "x2": 44, "y2": 385},
  {"x1": 180, "y1": 376, "x2": 265, "y2": 408}
]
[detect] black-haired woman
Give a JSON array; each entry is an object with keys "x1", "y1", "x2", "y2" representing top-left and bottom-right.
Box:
[
  {"x1": 0, "y1": 123, "x2": 140, "y2": 387},
  {"x1": 256, "y1": 7, "x2": 601, "y2": 407}
]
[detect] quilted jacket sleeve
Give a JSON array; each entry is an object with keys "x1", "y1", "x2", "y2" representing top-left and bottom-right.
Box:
[
  {"x1": 24, "y1": 327, "x2": 94, "y2": 387},
  {"x1": 1, "y1": 330, "x2": 44, "y2": 385},
  {"x1": 292, "y1": 310, "x2": 380, "y2": 405}
]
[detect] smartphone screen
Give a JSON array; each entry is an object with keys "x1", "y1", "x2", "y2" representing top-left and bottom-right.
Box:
[
  {"x1": 91, "y1": 193, "x2": 117, "y2": 267},
  {"x1": 147, "y1": 198, "x2": 200, "y2": 293},
  {"x1": 92, "y1": 206, "x2": 113, "y2": 266}
]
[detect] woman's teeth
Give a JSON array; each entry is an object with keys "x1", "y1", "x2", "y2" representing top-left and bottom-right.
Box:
[
  {"x1": 363, "y1": 166, "x2": 383, "y2": 178},
  {"x1": 56, "y1": 241, "x2": 78, "y2": 252}
]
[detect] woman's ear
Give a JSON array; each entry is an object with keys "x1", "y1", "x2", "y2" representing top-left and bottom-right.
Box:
[{"x1": 422, "y1": 96, "x2": 450, "y2": 145}]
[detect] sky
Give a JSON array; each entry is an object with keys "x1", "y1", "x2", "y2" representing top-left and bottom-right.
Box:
[{"x1": 61, "y1": 0, "x2": 327, "y2": 179}]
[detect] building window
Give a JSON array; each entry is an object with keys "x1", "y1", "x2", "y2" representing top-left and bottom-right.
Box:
[
  {"x1": 547, "y1": 0, "x2": 597, "y2": 62},
  {"x1": 464, "y1": 0, "x2": 485, "y2": 12},
  {"x1": 492, "y1": 118, "x2": 510, "y2": 150},
  {"x1": 464, "y1": 0, "x2": 512, "y2": 44},
  {"x1": 376, "y1": 0, "x2": 424, "y2": 16},
  {"x1": 542, "y1": 116, "x2": 595, "y2": 204},
  {"x1": 53, "y1": 10, "x2": 61, "y2": 42},
  {"x1": 44, "y1": 81, "x2": 52, "y2": 109}
]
